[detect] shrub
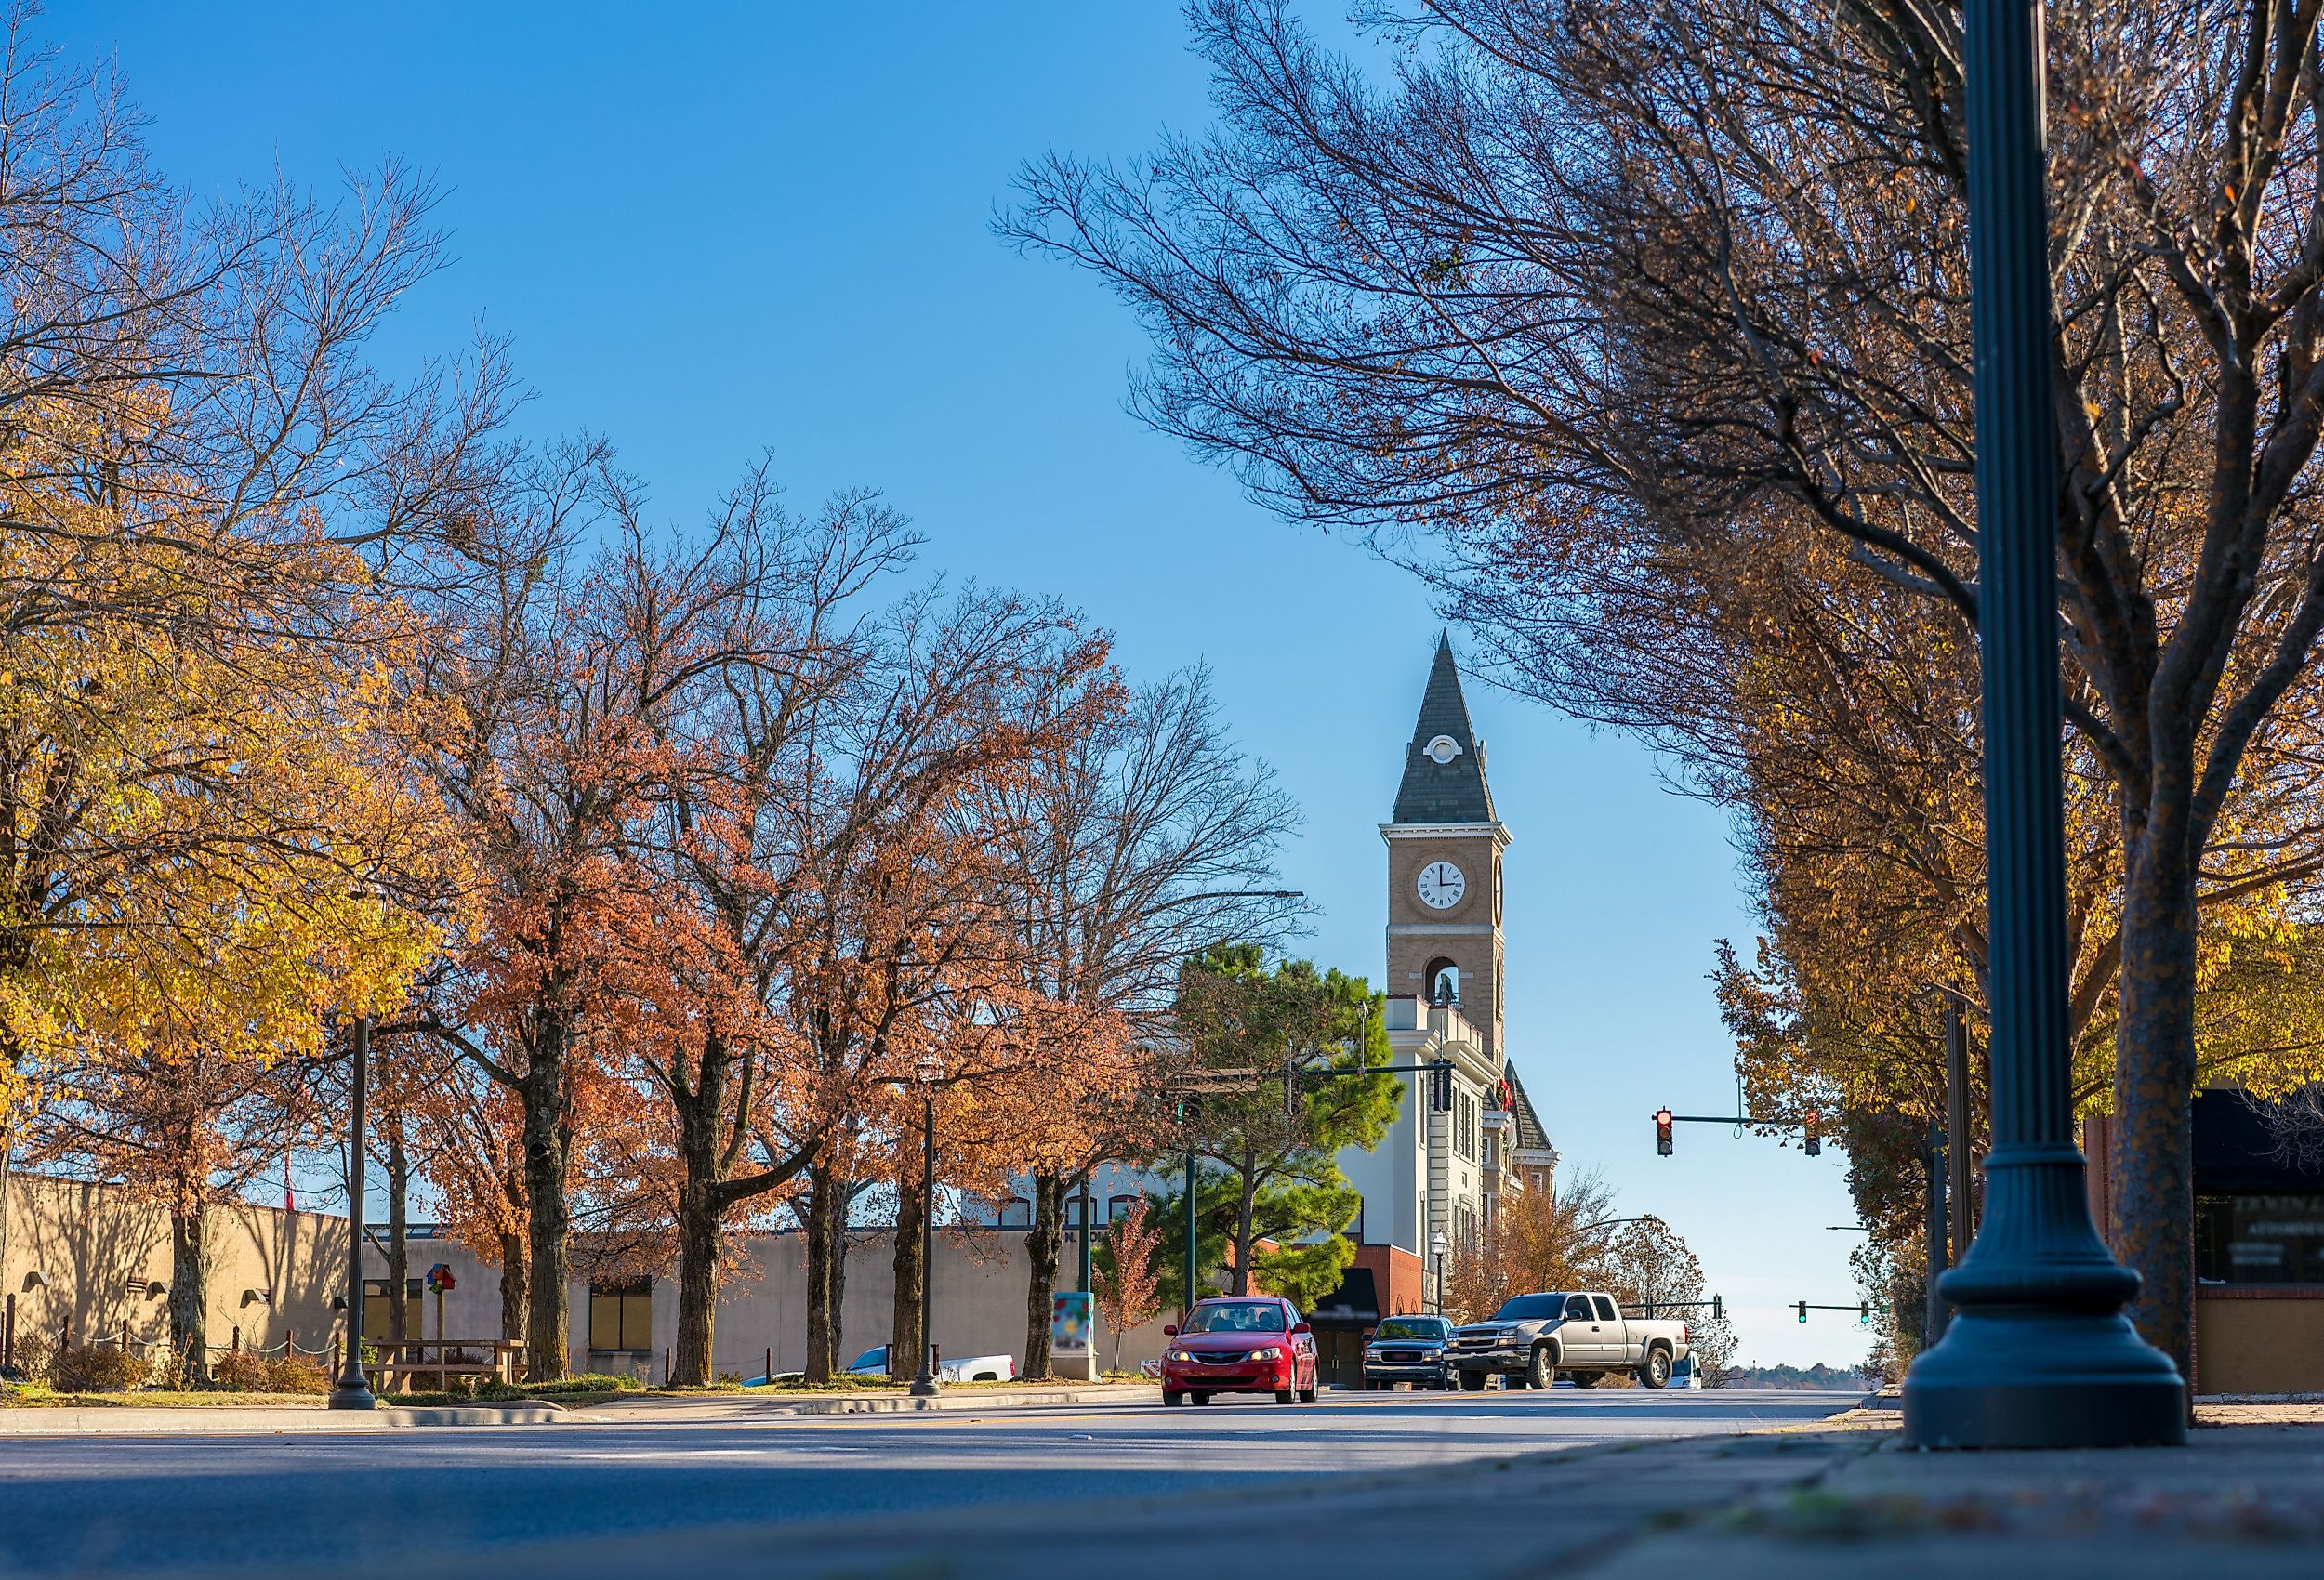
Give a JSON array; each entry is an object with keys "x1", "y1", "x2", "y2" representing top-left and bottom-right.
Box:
[
  {"x1": 523, "y1": 1371, "x2": 644, "y2": 1396},
  {"x1": 48, "y1": 1343, "x2": 150, "y2": 1392},
  {"x1": 211, "y1": 1349, "x2": 272, "y2": 1391},
  {"x1": 264, "y1": 1353, "x2": 329, "y2": 1394},
  {"x1": 7, "y1": 1332, "x2": 52, "y2": 1384}
]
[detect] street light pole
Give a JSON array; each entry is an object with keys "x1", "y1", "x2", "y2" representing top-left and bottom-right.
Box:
[
  {"x1": 1900, "y1": 0, "x2": 2183, "y2": 1448},
  {"x1": 327, "y1": 1014, "x2": 376, "y2": 1410},
  {"x1": 911, "y1": 1077, "x2": 939, "y2": 1399},
  {"x1": 1077, "y1": 1175, "x2": 1093, "y2": 1296}
]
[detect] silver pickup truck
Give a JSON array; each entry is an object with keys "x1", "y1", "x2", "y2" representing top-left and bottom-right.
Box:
[{"x1": 1449, "y1": 1290, "x2": 1691, "y2": 1390}]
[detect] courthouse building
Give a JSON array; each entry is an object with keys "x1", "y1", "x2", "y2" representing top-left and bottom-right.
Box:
[{"x1": 1305, "y1": 638, "x2": 1557, "y2": 1382}]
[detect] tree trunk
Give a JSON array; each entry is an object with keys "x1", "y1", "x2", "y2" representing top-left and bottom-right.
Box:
[
  {"x1": 520, "y1": 1051, "x2": 574, "y2": 1382},
  {"x1": 803, "y1": 1159, "x2": 851, "y2": 1383},
  {"x1": 167, "y1": 1200, "x2": 210, "y2": 1384},
  {"x1": 890, "y1": 1149, "x2": 926, "y2": 1382},
  {"x1": 672, "y1": 1185, "x2": 722, "y2": 1388},
  {"x1": 497, "y1": 1230, "x2": 528, "y2": 1347},
  {"x1": 1023, "y1": 1172, "x2": 1065, "y2": 1379},
  {"x1": 2111, "y1": 834, "x2": 2201, "y2": 1396},
  {"x1": 1232, "y1": 1156, "x2": 1260, "y2": 1297}
]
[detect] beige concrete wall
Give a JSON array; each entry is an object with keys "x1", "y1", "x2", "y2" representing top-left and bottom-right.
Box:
[
  {"x1": 2195, "y1": 1293, "x2": 2324, "y2": 1395},
  {"x1": 3, "y1": 1175, "x2": 1178, "y2": 1380},
  {"x1": 2, "y1": 1173, "x2": 342, "y2": 1364},
  {"x1": 557, "y1": 1226, "x2": 1173, "y2": 1380}
]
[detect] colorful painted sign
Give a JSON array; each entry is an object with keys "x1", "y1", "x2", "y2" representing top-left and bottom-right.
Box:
[
  {"x1": 425, "y1": 1262, "x2": 456, "y2": 1294},
  {"x1": 1050, "y1": 1290, "x2": 1093, "y2": 1356}
]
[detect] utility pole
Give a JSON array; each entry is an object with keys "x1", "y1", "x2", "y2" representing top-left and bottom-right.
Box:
[
  {"x1": 1899, "y1": 0, "x2": 2184, "y2": 1447},
  {"x1": 1182, "y1": 1139, "x2": 1197, "y2": 1321}
]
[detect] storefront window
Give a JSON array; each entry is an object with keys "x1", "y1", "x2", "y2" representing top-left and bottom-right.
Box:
[{"x1": 2196, "y1": 1193, "x2": 2324, "y2": 1284}]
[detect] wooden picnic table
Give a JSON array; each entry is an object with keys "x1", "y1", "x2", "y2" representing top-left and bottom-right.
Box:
[{"x1": 370, "y1": 1338, "x2": 526, "y2": 1392}]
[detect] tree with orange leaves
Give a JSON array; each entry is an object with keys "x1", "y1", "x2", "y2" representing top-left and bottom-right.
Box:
[
  {"x1": 759, "y1": 586, "x2": 1116, "y2": 1384},
  {"x1": 968, "y1": 666, "x2": 1301, "y2": 1375},
  {"x1": 414, "y1": 448, "x2": 808, "y2": 1380}
]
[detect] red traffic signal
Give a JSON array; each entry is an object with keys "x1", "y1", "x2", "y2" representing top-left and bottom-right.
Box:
[
  {"x1": 1803, "y1": 1109, "x2": 1822, "y2": 1157},
  {"x1": 1653, "y1": 1108, "x2": 1673, "y2": 1156}
]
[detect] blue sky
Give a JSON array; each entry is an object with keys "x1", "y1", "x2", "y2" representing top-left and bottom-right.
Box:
[{"x1": 60, "y1": 3, "x2": 1866, "y2": 1368}]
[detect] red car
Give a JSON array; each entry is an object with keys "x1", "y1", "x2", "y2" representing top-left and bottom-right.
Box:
[{"x1": 1160, "y1": 1297, "x2": 1319, "y2": 1406}]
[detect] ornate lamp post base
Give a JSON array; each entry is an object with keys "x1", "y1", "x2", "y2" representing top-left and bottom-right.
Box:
[
  {"x1": 1905, "y1": 1310, "x2": 2185, "y2": 1448},
  {"x1": 1903, "y1": 1152, "x2": 2184, "y2": 1448}
]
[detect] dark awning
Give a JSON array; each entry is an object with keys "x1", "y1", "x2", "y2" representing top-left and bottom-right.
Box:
[
  {"x1": 2195, "y1": 1091, "x2": 2324, "y2": 1193},
  {"x1": 1303, "y1": 1266, "x2": 1380, "y2": 1325}
]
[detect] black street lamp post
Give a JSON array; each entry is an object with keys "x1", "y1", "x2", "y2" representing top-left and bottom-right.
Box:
[
  {"x1": 327, "y1": 1014, "x2": 376, "y2": 1410},
  {"x1": 1899, "y1": 0, "x2": 2184, "y2": 1447}
]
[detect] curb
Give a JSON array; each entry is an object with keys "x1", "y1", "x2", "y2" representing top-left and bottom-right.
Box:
[
  {"x1": 781, "y1": 1385, "x2": 1155, "y2": 1415},
  {"x1": 0, "y1": 1401, "x2": 569, "y2": 1434},
  {"x1": 580, "y1": 1384, "x2": 1159, "y2": 1419}
]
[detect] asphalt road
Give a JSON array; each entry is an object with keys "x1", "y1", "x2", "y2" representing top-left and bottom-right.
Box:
[{"x1": 0, "y1": 1387, "x2": 1862, "y2": 1577}]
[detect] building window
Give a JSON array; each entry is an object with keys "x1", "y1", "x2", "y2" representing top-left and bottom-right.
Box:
[
  {"x1": 363, "y1": 1278, "x2": 421, "y2": 1340},
  {"x1": 2197, "y1": 1194, "x2": 2324, "y2": 1284},
  {"x1": 1108, "y1": 1194, "x2": 1140, "y2": 1223},
  {"x1": 997, "y1": 1197, "x2": 1034, "y2": 1230},
  {"x1": 1424, "y1": 957, "x2": 1459, "y2": 1006},
  {"x1": 1482, "y1": 1134, "x2": 1498, "y2": 1169},
  {"x1": 588, "y1": 1277, "x2": 653, "y2": 1351}
]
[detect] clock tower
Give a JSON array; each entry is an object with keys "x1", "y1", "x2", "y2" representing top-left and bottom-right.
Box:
[{"x1": 1381, "y1": 634, "x2": 1510, "y2": 1070}]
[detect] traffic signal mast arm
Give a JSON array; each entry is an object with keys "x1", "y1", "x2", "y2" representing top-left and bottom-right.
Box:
[{"x1": 1652, "y1": 1106, "x2": 1826, "y2": 1156}]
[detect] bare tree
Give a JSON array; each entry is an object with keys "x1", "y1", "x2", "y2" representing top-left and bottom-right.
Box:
[{"x1": 1007, "y1": 0, "x2": 2324, "y2": 1384}]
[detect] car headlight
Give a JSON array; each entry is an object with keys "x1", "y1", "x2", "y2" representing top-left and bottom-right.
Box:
[
  {"x1": 1248, "y1": 1346, "x2": 1282, "y2": 1362},
  {"x1": 1167, "y1": 1350, "x2": 1194, "y2": 1362},
  {"x1": 1419, "y1": 1347, "x2": 1444, "y2": 1358},
  {"x1": 1364, "y1": 1347, "x2": 1382, "y2": 1358}
]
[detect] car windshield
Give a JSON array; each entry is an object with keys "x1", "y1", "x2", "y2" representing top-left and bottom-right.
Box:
[
  {"x1": 845, "y1": 1347, "x2": 887, "y2": 1371},
  {"x1": 1491, "y1": 1293, "x2": 1571, "y2": 1322},
  {"x1": 1373, "y1": 1319, "x2": 1446, "y2": 1340},
  {"x1": 1182, "y1": 1300, "x2": 1287, "y2": 1334}
]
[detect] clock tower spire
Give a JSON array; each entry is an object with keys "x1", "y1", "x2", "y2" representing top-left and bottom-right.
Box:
[{"x1": 1381, "y1": 634, "x2": 1510, "y2": 1070}]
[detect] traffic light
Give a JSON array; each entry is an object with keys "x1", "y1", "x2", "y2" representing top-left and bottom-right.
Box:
[
  {"x1": 1711, "y1": 1294, "x2": 1723, "y2": 1323},
  {"x1": 1796, "y1": 1300, "x2": 1807, "y2": 1323},
  {"x1": 1430, "y1": 1060, "x2": 1454, "y2": 1113},
  {"x1": 1859, "y1": 1300, "x2": 1871, "y2": 1324},
  {"x1": 1803, "y1": 1109, "x2": 1822, "y2": 1157},
  {"x1": 1654, "y1": 1108, "x2": 1673, "y2": 1156}
]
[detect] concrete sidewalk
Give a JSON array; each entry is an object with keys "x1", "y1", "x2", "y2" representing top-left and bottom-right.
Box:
[
  {"x1": 1627, "y1": 1420, "x2": 2324, "y2": 1576},
  {"x1": 254, "y1": 1410, "x2": 2324, "y2": 1579}
]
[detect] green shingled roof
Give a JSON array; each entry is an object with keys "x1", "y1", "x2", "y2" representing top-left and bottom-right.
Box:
[{"x1": 1392, "y1": 634, "x2": 1496, "y2": 825}]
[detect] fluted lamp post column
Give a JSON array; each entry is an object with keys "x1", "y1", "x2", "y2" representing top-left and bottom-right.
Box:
[
  {"x1": 327, "y1": 1013, "x2": 377, "y2": 1410},
  {"x1": 1899, "y1": 0, "x2": 2184, "y2": 1447}
]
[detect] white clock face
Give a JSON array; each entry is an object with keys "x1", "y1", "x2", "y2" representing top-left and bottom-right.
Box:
[{"x1": 1417, "y1": 861, "x2": 1466, "y2": 910}]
